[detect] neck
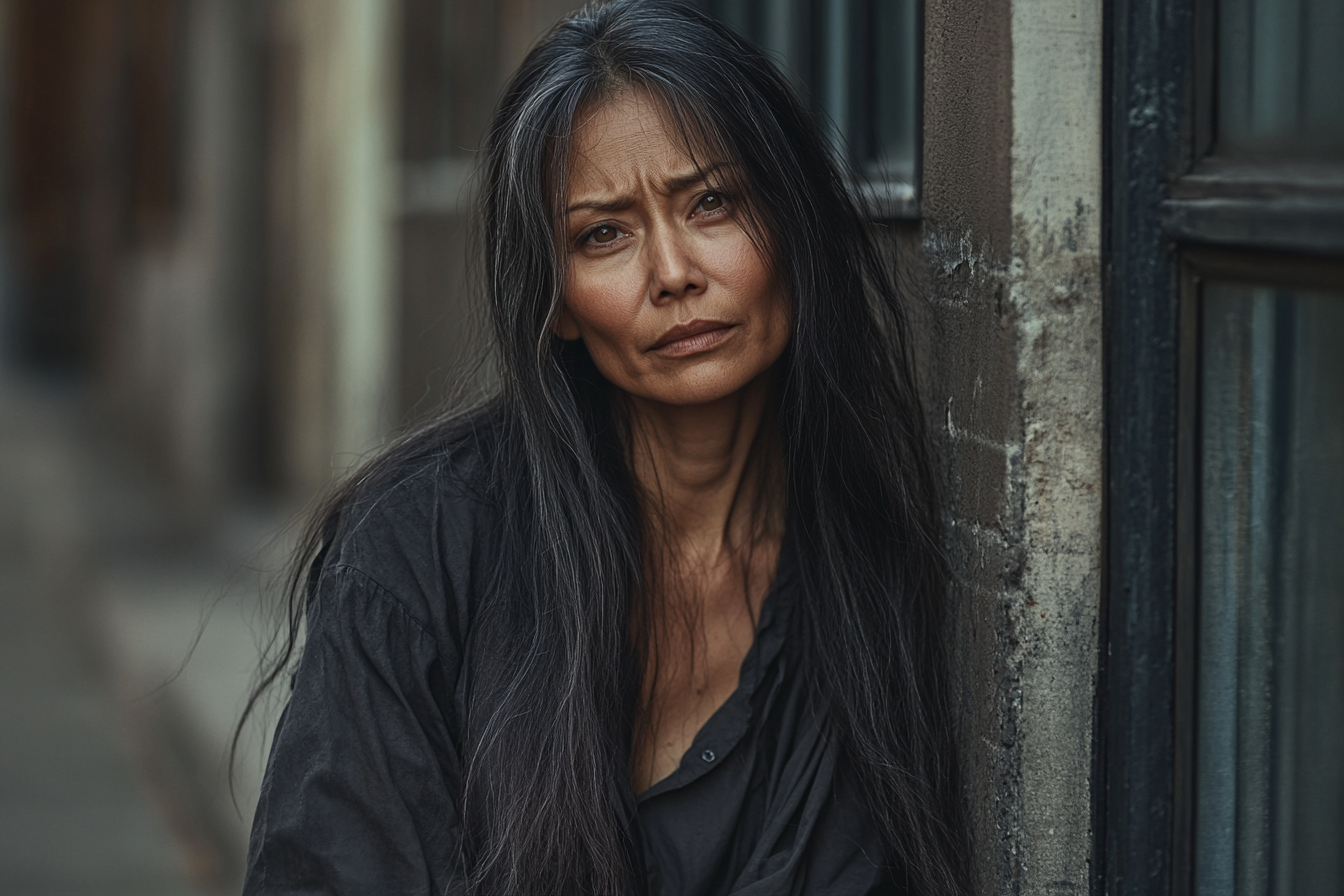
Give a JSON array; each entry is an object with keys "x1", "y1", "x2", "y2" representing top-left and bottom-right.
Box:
[{"x1": 623, "y1": 371, "x2": 783, "y2": 567}]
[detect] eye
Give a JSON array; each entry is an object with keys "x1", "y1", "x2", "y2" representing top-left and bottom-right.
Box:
[
  {"x1": 697, "y1": 192, "x2": 726, "y2": 212},
  {"x1": 587, "y1": 224, "x2": 622, "y2": 244}
]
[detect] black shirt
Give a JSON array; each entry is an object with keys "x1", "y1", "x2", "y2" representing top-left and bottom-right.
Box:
[{"x1": 243, "y1": 430, "x2": 896, "y2": 895}]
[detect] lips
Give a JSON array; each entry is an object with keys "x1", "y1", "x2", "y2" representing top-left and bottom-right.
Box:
[{"x1": 649, "y1": 319, "x2": 735, "y2": 356}]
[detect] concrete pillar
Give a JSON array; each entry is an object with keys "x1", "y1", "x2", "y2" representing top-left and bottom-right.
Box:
[
  {"x1": 915, "y1": 0, "x2": 1103, "y2": 891},
  {"x1": 1007, "y1": 0, "x2": 1104, "y2": 890}
]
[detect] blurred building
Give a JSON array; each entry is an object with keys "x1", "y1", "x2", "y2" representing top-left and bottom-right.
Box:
[
  {"x1": 1, "y1": 0, "x2": 1341, "y2": 894},
  {"x1": 3, "y1": 0, "x2": 586, "y2": 506}
]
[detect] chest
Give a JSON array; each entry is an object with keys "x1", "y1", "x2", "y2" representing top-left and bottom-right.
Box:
[
  {"x1": 632, "y1": 551, "x2": 776, "y2": 793},
  {"x1": 630, "y1": 583, "x2": 892, "y2": 895}
]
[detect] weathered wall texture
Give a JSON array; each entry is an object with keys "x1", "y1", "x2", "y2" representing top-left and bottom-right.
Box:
[
  {"x1": 909, "y1": 0, "x2": 1104, "y2": 892},
  {"x1": 1008, "y1": 0, "x2": 1104, "y2": 890}
]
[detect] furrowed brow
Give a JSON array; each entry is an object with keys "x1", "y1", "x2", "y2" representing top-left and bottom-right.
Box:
[
  {"x1": 662, "y1": 162, "x2": 734, "y2": 196},
  {"x1": 565, "y1": 163, "x2": 738, "y2": 215},
  {"x1": 566, "y1": 196, "x2": 635, "y2": 214}
]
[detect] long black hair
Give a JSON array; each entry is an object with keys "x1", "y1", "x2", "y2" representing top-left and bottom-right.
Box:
[{"x1": 239, "y1": 2, "x2": 970, "y2": 893}]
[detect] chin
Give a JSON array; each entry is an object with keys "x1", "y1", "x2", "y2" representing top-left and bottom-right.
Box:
[{"x1": 632, "y1": 367, "x2": 770, "y2": 407}]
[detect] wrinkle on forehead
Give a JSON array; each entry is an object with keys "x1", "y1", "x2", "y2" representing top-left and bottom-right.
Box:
[{"x1": 566, "y1": 86, "x2": 728, "y2": 196}]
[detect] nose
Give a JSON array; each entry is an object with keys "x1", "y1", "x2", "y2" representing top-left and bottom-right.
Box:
[{"x1": 645, "y1": 224, "x2": 706, "y2": 305}]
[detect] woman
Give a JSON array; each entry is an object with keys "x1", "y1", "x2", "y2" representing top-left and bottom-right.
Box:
[{"x1": 242, "y1": 1, "x2": 970, "y2": 894}]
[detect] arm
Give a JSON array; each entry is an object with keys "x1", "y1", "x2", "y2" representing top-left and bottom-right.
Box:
[{"x1": 244, "y1": 565, "x2": 466, "y2": 896}]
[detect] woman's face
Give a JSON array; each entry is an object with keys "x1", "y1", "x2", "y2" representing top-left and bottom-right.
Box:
[{"x1": 556, "y1": 90, "x2": 790, "y2": 407}]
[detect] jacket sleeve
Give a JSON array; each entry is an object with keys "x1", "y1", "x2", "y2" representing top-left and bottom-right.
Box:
[{"x1": 243, "y1": 564, "x2": 467, "y2": 896}]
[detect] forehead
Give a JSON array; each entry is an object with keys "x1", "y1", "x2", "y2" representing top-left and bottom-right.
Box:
[{"x1": 566, "y1": 89, "x2": 709, "y2": 196}]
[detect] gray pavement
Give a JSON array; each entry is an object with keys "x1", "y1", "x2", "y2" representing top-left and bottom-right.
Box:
[{"x1": 0, "y1": 373, "x2": 290, "y2": 896}]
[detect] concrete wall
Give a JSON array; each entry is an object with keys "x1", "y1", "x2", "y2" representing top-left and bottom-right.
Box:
[{"x1": 909, "y1": 0, "x2": 1105, "y2": 891}]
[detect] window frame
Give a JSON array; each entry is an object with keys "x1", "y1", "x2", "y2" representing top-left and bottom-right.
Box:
[
  {"x1": 699, "y1": 0, "x2": 924, "y2": 221},
  {"x1": 1162, "y1": 0, "x2": 1344, "y2": 256},
  {"x1": 1104, "y1": 0, "x2": 1344, "y2": 892},
  {"x1": 847, "y1": 0, "x2": 924, "y2": 221},
  {"x1": 1102, "y1": 0, "x2": 1193, "y2": 892}
]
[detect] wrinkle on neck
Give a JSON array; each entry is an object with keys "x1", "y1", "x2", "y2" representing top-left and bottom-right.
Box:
[{"x1": 624, "y1": 368, "x2": 784, "y2": 569}]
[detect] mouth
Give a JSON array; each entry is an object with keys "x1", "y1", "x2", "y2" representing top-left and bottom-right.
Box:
[{"x1": 649, "y1": 319, "x2": 736, "y2": 357}]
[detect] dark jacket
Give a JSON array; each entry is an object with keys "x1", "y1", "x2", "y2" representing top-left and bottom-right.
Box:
[{"x1": 243, "y1": 421, "x2": 896, "y2": 895}]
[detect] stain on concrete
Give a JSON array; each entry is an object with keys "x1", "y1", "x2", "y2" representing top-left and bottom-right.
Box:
[{"x1": 902, "y1": 0, "x2": 1104, "y2": 892}]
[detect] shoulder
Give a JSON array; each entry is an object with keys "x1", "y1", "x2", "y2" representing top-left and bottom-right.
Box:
[{"x1": 317, "y1": 402, "x2": 510, "y2": 645}]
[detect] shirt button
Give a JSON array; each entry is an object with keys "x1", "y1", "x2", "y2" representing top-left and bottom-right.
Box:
[{"x1": 701, "y1": 749, "x2": 716, "y2": 763}]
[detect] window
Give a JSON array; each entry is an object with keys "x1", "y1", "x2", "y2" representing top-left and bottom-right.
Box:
[
  {"x1": 1195, "y1": 282, "x2": 1344, "y2": 896},
  {"x1": 700, "y1": 0, "x2": 921, "y2": 218},
  {"x1": 1216, "y1": 0, "x2": 1344, "y2": 157},
  {"x1": 1107, "y1": 0, "x2": 1344, "y2": 892},
  {"x1": 1180, "y1": 4, "x2": 1344, "y2": 891}
]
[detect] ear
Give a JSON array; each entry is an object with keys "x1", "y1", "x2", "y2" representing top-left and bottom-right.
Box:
[{"x1": 552, "y1": 303, "x2": 582, "y2": 341}]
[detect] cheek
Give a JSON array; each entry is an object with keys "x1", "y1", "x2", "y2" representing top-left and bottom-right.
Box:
[
  {"x1": 563, "y1": 267, "x2": 646, "y2": 359},
  {"x1": 705, "y1": 236, "x2": 789, "y2": 343},
  {"x1": 704, "y1": 229, "x2": 773, "y2": 299}
]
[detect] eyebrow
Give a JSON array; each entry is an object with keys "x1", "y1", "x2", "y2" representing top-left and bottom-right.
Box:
[{"x1": 565, "y1": 162, "x2": 735, "y2": 215}]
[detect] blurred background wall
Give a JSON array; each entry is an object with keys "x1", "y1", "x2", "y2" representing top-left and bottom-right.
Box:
[
  {"x1": 0, "y1": 2, "x2": 583, "y2": 892},
  {"x1": 3, "y1": 0, "x2": 582, "y2": 505}
]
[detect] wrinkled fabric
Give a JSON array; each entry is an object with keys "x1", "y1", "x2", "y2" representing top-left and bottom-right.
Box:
[{"x1": 243, "y1": 434, "x2": 897, "y2": 895}]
